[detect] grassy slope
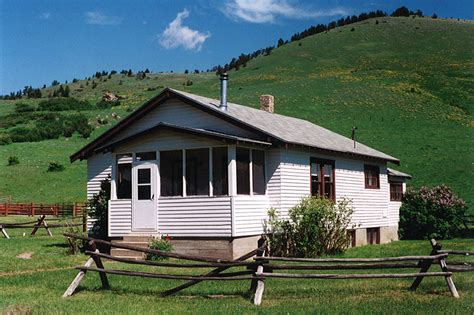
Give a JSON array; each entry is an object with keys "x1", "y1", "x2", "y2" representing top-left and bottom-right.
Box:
[
  {"x1": 0, "y1": 17, "x2": 473, "y2": 209},
  {"x1": 0, "y1": 217, "x2": 473, "y2": 314}
]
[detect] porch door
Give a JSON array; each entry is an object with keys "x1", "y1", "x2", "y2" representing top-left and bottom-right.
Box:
[{"x1": 132, "y1": 162, "x2": 157, "y2": 231}]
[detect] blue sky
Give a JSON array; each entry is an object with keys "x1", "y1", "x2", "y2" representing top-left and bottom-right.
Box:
[{"x1": 0, "y1": 0, "x2": 472, "y2": 94}]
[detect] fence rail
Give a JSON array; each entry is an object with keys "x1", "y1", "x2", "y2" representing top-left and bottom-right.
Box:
[
  {"x1": 62, "y1": 234, "x2": 466, "y2": 306},
  {"x1": 0, "y1": 202, "x2": 86, "y2": 217}
]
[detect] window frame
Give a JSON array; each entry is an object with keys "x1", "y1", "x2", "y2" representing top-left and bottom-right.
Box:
[
  {"x1": 115, "y1": 153, "x2": 133, "y2": 200},
  {"x1": 364, "y1": 164, "x2": 380, "y2": 189},
  {"x1": 159, "y1": 149, "x2": 184, "y2": 197},
  {"x1": 236, "y1": 147, "x2": 266, "y2": 196},
  {"x1": 158, "y1": 146, "x2": 230, "y2": 198},
  {"x1": 310, "y1": 158, "x2": 335, "y2": 201},
  {"x1": 390, "y1": 182, "x2": 403, "y2": 201},
  {"x1": 366, "y1": 227, "x2": 380, "y2": 245}
]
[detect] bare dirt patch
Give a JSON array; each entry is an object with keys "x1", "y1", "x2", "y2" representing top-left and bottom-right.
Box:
[{"x1": 16, "y1": 252, "x2": 33, "y2": 260}]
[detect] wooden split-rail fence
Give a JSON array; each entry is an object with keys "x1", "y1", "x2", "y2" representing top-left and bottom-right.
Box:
[
  {"x1": 0, "y1": 202, "x2": 86, "y2": 217},
  {"x1": 0, "y1": 215, "x2": 86, "y2": 239},
  {"x1": 63, "y1": 234, "x2": 471, "y2": 305}
]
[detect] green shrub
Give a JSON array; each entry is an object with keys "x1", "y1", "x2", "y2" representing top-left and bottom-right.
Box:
[
  {"x1": 0, "y1": 133, "x2": 12, "y2": 145},
  {"x1": 266, "y1": 197, "x2": 354, "y2": 257},
  {"x1": 147, "y1": 237, "x2": 173, "y2": 261},
  {"x1": 47, "y1": 162, "x2": 65, "y2": 172},
  {"x1": 96, "y1": 100, "x2": 120, "y2": 109},
  {"x1": 38, "y1": 97, "x2": 93, "y2": 111},
  {"x1": 399, "y1": 185, "x2": 468, "y2": 240},
  {"x1": 9, "y1": 127, "x2": 42, "y2": 142},
  {"x1": 15, "y1": 103, "x2": 35, "y2": 113},
  {"x1": 7, "y1": 156, "x2": 19, "y2": 166},
  {"x1": 87, "y1": 178, "x2": 110, "y2": 239}
]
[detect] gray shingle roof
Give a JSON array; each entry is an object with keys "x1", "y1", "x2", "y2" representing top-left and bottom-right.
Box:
[
  {"x1": 170, "y1": 89, "x2": 399, "y2": 163},
  {"x1": 387, "y1": 168, "x2": 412, "y2": 178}
]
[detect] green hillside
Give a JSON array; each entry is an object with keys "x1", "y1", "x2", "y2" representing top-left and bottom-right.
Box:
[{"x1": 0, "y1": 17, "x2": 473, "y2": 210}]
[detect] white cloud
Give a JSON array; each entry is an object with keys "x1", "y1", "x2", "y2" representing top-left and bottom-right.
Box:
[
  {"x1": 84, "y1": 11, "x2": 123, "y2": 26},
  {"x1": 159, "y1": 9, "x2": 211, "y2": 51},
  {"x1": 223, "y1": 0, "x2": 349, "y2": 24},
  {"x1": 39, "y1": 12, "x2": 51, "y2": 20}
]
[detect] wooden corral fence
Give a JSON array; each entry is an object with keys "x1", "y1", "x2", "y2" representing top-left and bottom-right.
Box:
[
  {"x1": 63, "y1": 234, "x2": 462, "y2": 305},
  {"x1": 423, "y1": 239, "x2": 474, "y2": 274},
  {"x1": 0, "y1": 202, "x2": 86, "y2": 217},
  {"x1": 0, "y1": 215, "x2": 86, "y2": 239}
]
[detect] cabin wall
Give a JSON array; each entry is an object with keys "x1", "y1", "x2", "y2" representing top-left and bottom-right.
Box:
[{"x1": 277, "y1": 149, "x2": 391, "y2": 229}]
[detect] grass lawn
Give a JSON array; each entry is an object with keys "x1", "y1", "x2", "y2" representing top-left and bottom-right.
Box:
[{"x1": 0, "y1": 216, "x2": 473, "y2": 314}]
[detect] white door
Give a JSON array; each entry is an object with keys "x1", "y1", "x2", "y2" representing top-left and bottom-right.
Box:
[{"x1": 132, "y1": 162, "x2": 157, "y2": 231}]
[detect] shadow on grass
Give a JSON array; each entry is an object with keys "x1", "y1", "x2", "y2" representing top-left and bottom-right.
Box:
[
  {"x1": 73, "y1": 285, "x2": 251, "y2": 301},
  {"x1": 45, "y1": 242, "x2": 69, "y2": 249}
]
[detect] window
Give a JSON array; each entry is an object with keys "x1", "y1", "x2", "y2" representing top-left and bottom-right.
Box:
[
  {"x1": 160, "y1": 150, "x2": 183, "y2": 196},
  {"x1": 236, "y1": 148, "x2": 266, "y2": 195},
  {"x1": 116, "y1": 154, "x2": 132, "y2": 199},
  {"x1": 364, "y1": 165, "x2": 380, "y2": 189},
  {"x1": 252, "y1": 150, "x2": 266, "y2": 195},
  {"x1": 212, "y1": 147, "x2": 228, "y2": 196},
  {"x1": 136, "y1": 151, "x2": 156, "y2": 161},
  {"x1": 186, "y1": 148, "x2": 209, "y2": 196},
  {"x1": 390, "y1": 182, "x2": 403, "y2": 201},
  {"x1": 236, "y1": 148, "x2": 250, "y2": 195},
  {"x1": 117, "y1": 163, "x2": 132, "y2": 199},
  {"x1": 310, "y1": 158, "x2": 335, "y2": 200},
  {"x1": 137, "y1": 169, "x2": 151, "y2": 200},
  {"x1": 367, "y1": 228, "x2": 380, "y2": 245}
]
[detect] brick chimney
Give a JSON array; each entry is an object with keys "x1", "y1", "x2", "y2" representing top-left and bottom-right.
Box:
[{"x1": 260, "y1": 95, "x2": 274, "y2": 113}]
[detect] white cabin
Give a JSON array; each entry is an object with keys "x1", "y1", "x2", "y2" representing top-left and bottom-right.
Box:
[{"x1": 72, "y1": 80, "x2": 410, "y2": 259}]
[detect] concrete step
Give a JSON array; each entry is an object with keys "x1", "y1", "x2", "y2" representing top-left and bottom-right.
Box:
[
  {"x1": 122, "y1": 236, "x2": 153, "y2": 242},
  {"x1": 110, "y1": 248, "x2": 146, "y2": 259}
]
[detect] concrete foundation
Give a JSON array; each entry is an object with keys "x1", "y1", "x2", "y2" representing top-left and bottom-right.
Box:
[
  {"x1": 170, "y1": 235, "x2": 262, "y2": 260},
  {"x1": 353, "y1": 225, "x2": 399, "y2": 246},
  {"x1": 112, "y1": 226, "x2": 399, "y2": 260},
  {"x1": 380, "y1": 226, "x2": 399, "y2": 243}
]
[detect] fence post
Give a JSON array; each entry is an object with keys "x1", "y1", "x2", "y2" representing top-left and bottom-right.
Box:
[
  {"x1": 73, "y1": 203, "x2": 77, "y2": 217},
  {"x1": 82, "y1": 211, "x2": 87, "y2": 233},
  {"x1": 252, "y1": 238, "x2": 267, "y2": 306},
  {"x1": 32, "y1": 203, "x2": 35, "y2": 216},
  {"x1": 89, "y1": 241, "x2": 110, "y2": 289},
  {"x1": 410, "y1": 239, "x2": 439, "y2": 291},
  {"x1": 432, "y1": 239, "x2": 460, "y2": 298}
]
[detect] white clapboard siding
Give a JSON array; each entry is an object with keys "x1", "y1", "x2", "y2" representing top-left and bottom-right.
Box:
[
  {"x1": 87, "y1": 153, "x2": 112, "y2": 199},
  {"x1": 266, "y1": 149, "x2": 282, "y2": 210},
  {"x1": 233, "y1": 195, "x2": 271, "y2": 236},
  {"x1": 336, "y1": 159, "x2": 390, "y2": 228},
  {"x1": 279, "y1": 150, "x2": 311, "y2": 216},
  {"x1": 109, "y1": 200, "x2": 132, "y2": 237},
  {"x1": 388, "y1": 201, "x2": 401, "y2": 226},
  {"x1": 87, "y1": 153, "x2": 112, "y2": 230},
  {"x1": 158, "y1": 197, "x2": 232, "y2": 237},
  {"x1": 108, "y1": 99, "x2": 256, "y2": 145},
  {"x1": 277, "y1": 149, "x2": 391, "y2": 228},
  {"x1": 116, "y1": 129, "x2": 223, "y2": 153}
]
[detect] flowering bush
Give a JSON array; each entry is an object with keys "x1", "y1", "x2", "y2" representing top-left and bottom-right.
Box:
[
  {"x1": 399, "y1": 185, "x2": 468, "y2": 239},
  {"x1": 265, "y1": 197, "x2": 354, "y2": 257}
]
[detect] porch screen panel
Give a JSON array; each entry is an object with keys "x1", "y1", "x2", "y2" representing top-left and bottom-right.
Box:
[
  {"x1": 160, "y1": 150, "x2": 183, "y2": 196},
  {"x1": 252, "y1": 149, "x2": 266, "y2": 195},
  {"x1": 186, "y1": 148, "x2": 209, "y2": 196},
  {"x1": 212, "y1": 147, "x2": 228, "y2": 196},
  {"x1": 236, "y1": 148, "x2": 250, "y2": 195},
  {"x1": 117, "y1": 163, "x2": 132, "y2": 199}
]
